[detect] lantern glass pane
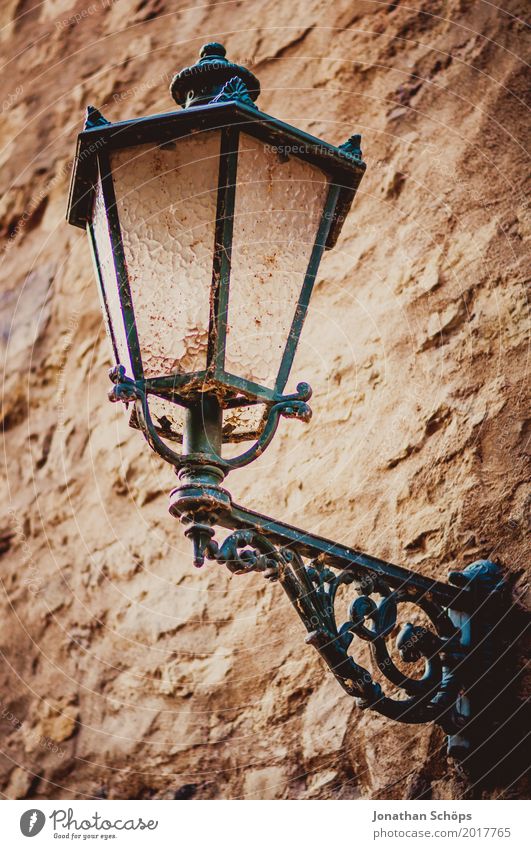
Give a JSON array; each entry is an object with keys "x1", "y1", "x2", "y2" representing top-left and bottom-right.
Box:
[
  {"x1": 109, "y1": 131, "x2": 221, "y2": 378},
  {"x1": 225, "y1": 133, "x2": 329, "y2": 387},
  {"x1": 92, "y1": 179, "x2": 134, "y2": 377},
  {"x1": 223, "y1": 405, "x2": 267, "y2": 442},
  {"x1": 146, "y1": 396, "x2": 185, "y2": 443},
  {"x1": 144, "y1": 397, "x2": 267, "y2": 445}
]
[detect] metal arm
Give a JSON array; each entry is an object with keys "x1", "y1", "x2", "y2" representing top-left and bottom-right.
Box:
[{"x1": 184, "y1": 501, "x2": 509, "y2": 756}]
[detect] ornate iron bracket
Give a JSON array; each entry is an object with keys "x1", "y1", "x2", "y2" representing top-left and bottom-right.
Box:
[{"x1": 172, "y1": 498, "x2": 510, "y2": 762}]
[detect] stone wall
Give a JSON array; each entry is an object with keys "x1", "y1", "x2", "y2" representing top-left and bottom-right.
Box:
[{"x1": 0, "y1": 0, "x2": 528, "y2": 799}]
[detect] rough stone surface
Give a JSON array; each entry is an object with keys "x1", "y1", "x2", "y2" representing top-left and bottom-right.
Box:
[{"x1": 0, "y1": 0, "x2": 528, "y2": 800}]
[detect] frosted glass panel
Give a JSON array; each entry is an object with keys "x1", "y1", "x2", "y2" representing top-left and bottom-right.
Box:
[
  {"x1": 226, "y1": 133, "x2": 329, "y2": 386},
  {"x1": 92, "y1": 179, "x2": 134, "y2": 377},
  {"x1": 223, "y1": 404, "x2": 267, "y2": 442},
  {"x1": 146, "y1": 396, "x2": 185, "y2": 443},
  {"x1": 110, "y1": 132, "x2": 221, "y2": 378},
  {"x1": 137, "y1": 398, "x2": 266, "y2": 444},
  {"x1": 140, "y1": 398, "x2": 266, "y2": 445}
]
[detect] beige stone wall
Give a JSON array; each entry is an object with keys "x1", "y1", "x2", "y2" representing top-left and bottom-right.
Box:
[{"x1": 0, "y1": 0, "x2": 528, "y2": 800}]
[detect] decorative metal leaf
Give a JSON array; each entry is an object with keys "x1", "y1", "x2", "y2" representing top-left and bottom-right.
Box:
[{"x1": 211, "y1": 75, "x2": 258, "y2": 109}]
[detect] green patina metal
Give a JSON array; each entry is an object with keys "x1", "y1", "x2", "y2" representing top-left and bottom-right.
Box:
[{"x1": 170, "y1": 42, "x2": 260, "y2": 108}]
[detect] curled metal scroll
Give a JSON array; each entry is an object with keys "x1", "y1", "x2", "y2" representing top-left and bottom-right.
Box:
[{"x1": 202, "y1": 528, "x2": 465, "y2": 729}]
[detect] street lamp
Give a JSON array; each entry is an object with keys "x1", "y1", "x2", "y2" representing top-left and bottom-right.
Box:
[{"x1": 67, "y1": 44, "x2": 509, "y2": 764}]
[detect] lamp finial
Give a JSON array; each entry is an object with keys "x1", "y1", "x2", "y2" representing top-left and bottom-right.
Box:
[{"x1": 170, "y1": 42, "x2": 260, "y2": 108}]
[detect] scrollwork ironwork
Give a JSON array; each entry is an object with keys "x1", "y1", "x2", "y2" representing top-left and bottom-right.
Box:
[{"x1": 195, "y1": 528, "x2": 470, "y2": 730}]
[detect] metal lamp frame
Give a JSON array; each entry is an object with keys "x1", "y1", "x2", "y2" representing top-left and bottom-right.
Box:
[{"x1": 69, "y1": 97, "x2": 365, "y2": 446}]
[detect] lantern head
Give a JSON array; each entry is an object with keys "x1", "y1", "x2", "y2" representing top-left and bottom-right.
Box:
[{"x1": 67, "y1": 44, "x2": 365, "y2": 457}]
